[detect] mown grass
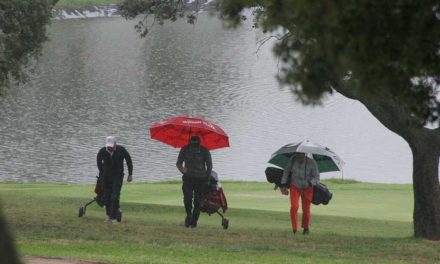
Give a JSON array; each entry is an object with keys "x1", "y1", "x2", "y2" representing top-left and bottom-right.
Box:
[{"x1": 1, "y1": 180, "x2": 439, "y2": 264}]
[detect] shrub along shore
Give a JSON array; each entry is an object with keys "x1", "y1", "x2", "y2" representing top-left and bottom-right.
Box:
[{"x1": 2, "y1": 180, "x2": 439, "y2": 263}]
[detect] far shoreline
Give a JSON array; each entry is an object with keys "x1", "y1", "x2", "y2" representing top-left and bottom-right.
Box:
[
  {"x1": 52, "y1": 4, "x2": 119, "y2": 19},
  {"x1": 52, "y1": 0, "x2": 215, "y2": 19},
  {"x1": 0, "y1": 178, "x2": 413, "y2": 186}
]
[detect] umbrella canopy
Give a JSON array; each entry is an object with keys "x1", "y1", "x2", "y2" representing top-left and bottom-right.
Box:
[
  {"x1": 149, "y1": 116, "x2": 229, "y2": 150},
  {"x1": 268, "y1": 140, "x2": 344, "y2": 173}
]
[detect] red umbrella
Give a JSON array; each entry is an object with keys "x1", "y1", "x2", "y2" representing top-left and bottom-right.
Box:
[{"x1": 149, "y1": 116, "x2": 230, "y2": 150}]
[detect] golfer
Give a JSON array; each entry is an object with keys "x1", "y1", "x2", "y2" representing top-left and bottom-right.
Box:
[
  {"x1": 176, "y1": 135, "x2": 212, "y2": 228},
  {"x1": 97, "y1": 136, "x2": 133, "y2": 223},
  {"x1": 280, "y1": 152, "x2": 319, "y2": 235}
]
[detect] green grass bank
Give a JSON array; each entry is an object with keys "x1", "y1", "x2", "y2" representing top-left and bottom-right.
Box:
[
  {"x1": 1, "y1": 180, "x2": 439, "y2": 264},
  {"x1": 55, "y1": 0, "x2": 120, "y2": 8}
]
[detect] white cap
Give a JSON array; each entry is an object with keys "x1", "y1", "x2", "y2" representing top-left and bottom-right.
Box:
[{"x1": 105, "y1": 136, "x2": 116, "y2": 147}]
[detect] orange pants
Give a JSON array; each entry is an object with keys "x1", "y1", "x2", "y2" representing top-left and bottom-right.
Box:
[{"x1": 289, "y1": 185, "x2": 313, "y2": 233}]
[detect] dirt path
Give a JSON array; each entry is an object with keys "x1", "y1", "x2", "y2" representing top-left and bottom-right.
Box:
[{"x1": 24, "y1": 257, "x2": 108, "y2": 264}]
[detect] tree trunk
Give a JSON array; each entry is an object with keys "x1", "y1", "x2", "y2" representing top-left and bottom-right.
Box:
[
  {"x1": 334, "y1": 83, "x2": 440, "y2": 240},
  {"x1": 0, "y1": 206, "x2": 21, "y2": 264},
  {"x1": 409, "y1": 130, "x2": 440, "y2": 239}
]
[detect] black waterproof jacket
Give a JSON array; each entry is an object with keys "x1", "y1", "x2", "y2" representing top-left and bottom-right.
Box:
[
  {"x1": 97, "y1": 145, "x2": 133, "y2": 181},
  {"x1": 176, "y1": 144, "x2": 212, "y2": 180}
]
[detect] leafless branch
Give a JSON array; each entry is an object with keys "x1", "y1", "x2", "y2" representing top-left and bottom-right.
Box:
[{"x1": 255, "y1": 32, "x2": 291, "y2": 59}]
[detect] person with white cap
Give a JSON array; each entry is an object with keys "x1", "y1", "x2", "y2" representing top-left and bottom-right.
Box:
[{"x1": 97, "y1": 136, "x2": 133, "y2": 223}]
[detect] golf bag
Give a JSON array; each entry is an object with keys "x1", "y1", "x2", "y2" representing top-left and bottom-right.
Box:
[
  {"x1": 312, "y1": 182, "x2": 333, "y2": 205},
  {"x1": 94, "y1": 177, "x2": 105, "y2": 207},
  {"x1": 266, "y1": 166, "x2": 333, "y2": 206},
  {"x1": 78, "y1": 176, "x2": 122, "y2": 222},
  {"x1": 265, "y1": 167, "x2": 289, "y2": 189},
  {"x1": 199, "y1": 171, "x2": 229, "y2": 229}
]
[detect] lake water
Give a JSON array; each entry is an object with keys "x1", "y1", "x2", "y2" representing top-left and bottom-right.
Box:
[{"x1": 0, "y1": 14, "x2": 413, "y2": 184}]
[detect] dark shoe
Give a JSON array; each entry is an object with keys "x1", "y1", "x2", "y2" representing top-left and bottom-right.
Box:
[
  {"x1": 303, "y1": 228, "x2": 309, "y2": 235},
  {"x1": 191, "y1": 213, "x2": 199, "y2": 228},
  {"x1": 184, "y1": 216, "x2": 192, "y2": 227}
]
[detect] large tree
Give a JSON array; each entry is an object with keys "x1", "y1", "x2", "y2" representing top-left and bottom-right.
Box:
[
  {"x1": 120, "y1": 0, "x2": 440, "y2": 240},
  {"x1": 220, "y1": 0, "x2": 440, "y2": 240},
  {"x1": 0, "y1": 0, "x2": 57, "y2": 262}
]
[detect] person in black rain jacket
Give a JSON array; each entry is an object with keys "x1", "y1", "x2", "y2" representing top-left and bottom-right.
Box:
[
  {"x1": 176, "y1": 135, "x2": 212, "y2": 228},
  {"x1": 97, "y1": 136, "x2": 133, "y2": 223}
]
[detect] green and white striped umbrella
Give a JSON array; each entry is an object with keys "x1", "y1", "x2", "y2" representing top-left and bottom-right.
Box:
[{"x1": 268, "y1": 140, "x2": 344, "y2": 173}]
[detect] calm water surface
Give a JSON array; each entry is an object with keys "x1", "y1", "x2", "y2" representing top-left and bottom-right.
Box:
[{"x1": 0, "y1": 14, "x2": 412, "y2": 184}]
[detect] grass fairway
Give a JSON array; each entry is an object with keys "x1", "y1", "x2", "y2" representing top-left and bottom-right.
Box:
[{"x1": 1, "y1": 180, "x2": 439, "y2": 264}]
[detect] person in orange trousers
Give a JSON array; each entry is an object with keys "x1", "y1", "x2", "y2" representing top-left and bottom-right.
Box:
[{"x1": 280, "y1": 152, "x2": 320, "y2": 235}]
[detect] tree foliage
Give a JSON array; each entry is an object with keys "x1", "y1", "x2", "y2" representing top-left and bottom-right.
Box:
[
  {"x1": 0, "y1": 0, "x2": 58, "y2": 88},
  {"x1": 120, "y1": 0, "x2": 440, "y2": 125},
  {"x1": 219, "y1": 0, "x2": 440, "y2": 126},
  {"x1": 119, "y1": 0, "x2": 202, "y2": 37}
]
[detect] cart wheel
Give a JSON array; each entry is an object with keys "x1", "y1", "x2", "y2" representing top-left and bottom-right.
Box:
[
  {"x1": 117, "y1": 211, "x2": 122, "y2": 222},
  {"x1": 222, "y1": 218, "x2": 229, "y2": 229},
  {"x1": 78, "y1": 207, "x2": 84, "y2": 217}
]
